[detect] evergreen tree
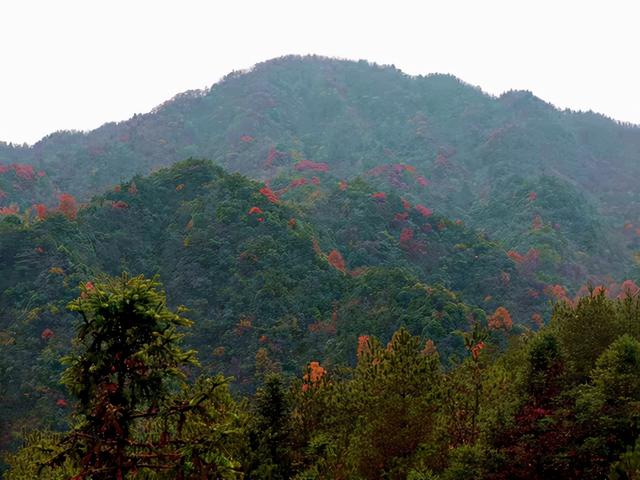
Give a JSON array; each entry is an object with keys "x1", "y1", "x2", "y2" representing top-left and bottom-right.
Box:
[
  {"x1": 6, "y1": 274, "x2": 244, "y2": 479},
  {"x1": 244, "y1": 373, "x2": 294, "y2": 479}
]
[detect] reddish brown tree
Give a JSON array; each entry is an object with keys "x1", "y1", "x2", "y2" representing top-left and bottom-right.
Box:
[{"x1": 57, "y1": 193, "x2": 78, "y2": 220}]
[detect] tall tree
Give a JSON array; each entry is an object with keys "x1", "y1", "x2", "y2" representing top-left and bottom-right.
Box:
[{"x1": 7, "y1": 274, "x2": 244, "y2": 479}]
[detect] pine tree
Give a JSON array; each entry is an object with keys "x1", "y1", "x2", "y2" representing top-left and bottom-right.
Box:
[{"x1": 7, "y1": 274, "x2": 244, "y2": 479}]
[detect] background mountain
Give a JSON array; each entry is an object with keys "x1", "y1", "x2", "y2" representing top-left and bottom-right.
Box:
[{"x1": 1, "y1": 55, "x2": 639, "y2": 287}]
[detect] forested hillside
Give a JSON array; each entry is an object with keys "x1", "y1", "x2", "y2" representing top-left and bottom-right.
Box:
[
  {"x1": 1, "y1": 56, "x2": 640, "y2": 287},
  {"x1": 0, "y1": 159, "x2": 539, "y2": 457},
  {"x1": 2, "y1": 55, "x2": 640, "y2": 478}
]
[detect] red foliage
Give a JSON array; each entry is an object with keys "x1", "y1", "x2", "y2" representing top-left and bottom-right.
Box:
[
  {"x1": 37, "y1": 170, "x2": 46, "y2": 177},
  {"x1": 288, "y1": 218, "x2": 297, "y2": 228},
  {"x1": 35, "y1": 246, "x2": 45, "y2": 254},
  {"x1": 302, "y1": 361, "x2": 326, "y2": 392},
  {"x1": 528, "y1": 191, "x2": 537, "y2": 201},
  {"x1": 327, "y1": 249, "x2": 347, "y2": 272},
  {"x1": 114, "y1": 185, "x2": 122, "y2": 193},
  {"x1": 371, "y1": 192, "x2": 387, "y2": 201},
  {"x1": 338, "y1": 180, "x2": 348, "y2": 191},
  {"x1": 41, "y1": 328, "x2": 54, "y2": 340},
  {"x1": 415, "y1": 204, "x2": 433, "y2": 218},
  {"x1": 531, "y1": 215, "x2": 543, "y2": 230},
  {"x1": 248, "y1": 206, "x2": 264, "y2": 215},
  {"x1": 58, "y1": 193, "x2": 78, "y2": 220},
  {"x1": 471, "y1": 341, "x2": 485, "y2": 360},
  {"x1": 12, "y1": 164, "x2": 35, "y2": 180},
  {"x1": 416, "y1": 176, "x2": 429, "y2": 187},
  {"x1": 265, "y1": 146, "x2": 286, "y2": 167},
  {"x1": 531, "y1": 313, "x2": 543, "y2": 327},
  {"x1": 259, "y1": 185, "x2": 279, "y2": 203},
  {"x1": 294, "y1": 160, "x2": 329, "y2": 172},
  {"x1": 507, "y1": 248, "x2": 540, "y2": 271},
  {"x1": 399, "y1": 227, "x2": 426, "y2": 254},
  {"x1": 357, "y1": 335, "x2": 371, "y2": 356},
  {"x1": 311, "y1": 176, "x2": 320, "y2": 185},
  {"x1": 266, "y1": 147, "x2": 277, "y2": 166},
  {"x1": 240, "y1": 135, "x2": 254, "y2": 143},
  {"x1": 0, "y1": 165, "x2": 8, "y2": 174},
  {"x1": 400, "y1": 228, "x2": 414, "y2": 244},
  {"x1": 422, "y1": 339, "x2": 437, "y2": 355},
  {"x1": 507, "y1": 250, "x2": 523, "y2": 263},
  {"x1": 488, "y1": 306, "x2": 513, "y2": 331},
  {"x1": 401, "y1": 198, "x2": 411, "y2": 211},
  {"x1": 257, "y1": 217, "x2": 265, "y2": 223},
  {"x1": 367, "y1": 165, "x2": 388, "y2": 177},
  {"x1": 111, "y1": 201, "x2": 129, "y2": 210},
  {"x1": 0, "y1": 205, "x2": 18, "y2": 215},
  {"x1": 618, "y1": 280, "x2": 640, "y2": 299},
  {"x1": 545, "y1": 284, "x2": 567, "y2": 300},
  {"x1": 34, "y1": 203, "x2": 47, "y2": 220},
  {"x1": 527, "y1": 288, "x2": 540, "y2": 298},
  {"x1": 394, "y1": 212, "x2": 409, "y2": 222},
  {"x1": 289, "y1": 178, "x2": 307, "y2": 188},
  {"x1": 56, "y1": 398, "x2": 68, "y2": 408},
  {"x1": 311, "y1": 238, "x2": 322, "y2": 256},
  {"x1": 349, "y1": 267, "x2": 368, "y2": 277}
]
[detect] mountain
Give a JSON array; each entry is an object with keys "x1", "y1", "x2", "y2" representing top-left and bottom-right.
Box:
[
  {"x1": 1, "y1": 55, "x2": 639, "y2": 289},
  {"x1": 1, "y1": 158, "x2": 541, "y2": 454},
  {"x1": 2, "y1": 55, "x2": 640, "y2": 468}
]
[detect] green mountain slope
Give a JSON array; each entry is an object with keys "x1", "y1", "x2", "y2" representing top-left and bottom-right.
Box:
[
  {"x1": 1, "y1": 55, "x2": 638, "y2": 287},
  {"x1": 1, "y1": 159, "x2": 538, "y2": 452}
]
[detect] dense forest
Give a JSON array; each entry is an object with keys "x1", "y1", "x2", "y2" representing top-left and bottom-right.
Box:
[
  {"x1": 2, "y1": 55, "x2": 640, "y2": 477},
  {"x1": 5, "y1": 273, "x2": 640, "y2": 478}
]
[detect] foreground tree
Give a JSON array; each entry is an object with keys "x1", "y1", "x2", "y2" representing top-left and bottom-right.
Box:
[
  {"x1": 242, "y1": 374, "x2": 294, "y2": 479},
  {"x1": 6, "y1": 274, "x2": 244, "y2": 479}
]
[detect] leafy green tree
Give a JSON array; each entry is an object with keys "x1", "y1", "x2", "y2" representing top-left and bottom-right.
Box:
[
  {"x1": 574, "y1": 335, "x2": 640, "y2": 477},
  {"x1": 551, "y1": 291, "x2": 623, "y2": 379}
]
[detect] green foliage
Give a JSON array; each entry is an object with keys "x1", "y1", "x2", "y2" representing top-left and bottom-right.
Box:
[
  {"x1": 3, "y1": 432, "x2": 78, "y2": 480},
  {"x1": 5, "y1": 274, "x2": 245, "y2": 479},
  {"x1": 1, "y1": 158, "x2": 528, "y2": 459},
  {"x1": 551, "y1": 291, "x2": 624, "y2": 378},
  {"x1": 610, "y1": 438, "x2": 640, "y2": 480},
  {"x1": 242, "y1": 374, "x2": 294, "y2": 479},
  {"x1": 3, "y1": 55, "x2": 640, "y2": 476},
  {"x1": 292, "y1": 328, "x2": 446, "y2": 479}
]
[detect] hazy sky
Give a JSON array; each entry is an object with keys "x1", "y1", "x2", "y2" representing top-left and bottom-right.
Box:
[{"x1": 1, "y1": 0, "x2": 638, "y2": 145}]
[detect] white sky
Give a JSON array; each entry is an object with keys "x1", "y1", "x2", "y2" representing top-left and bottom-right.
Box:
[{"x1": 0, "y1": 0, "x2": 638, "y2": 145}]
